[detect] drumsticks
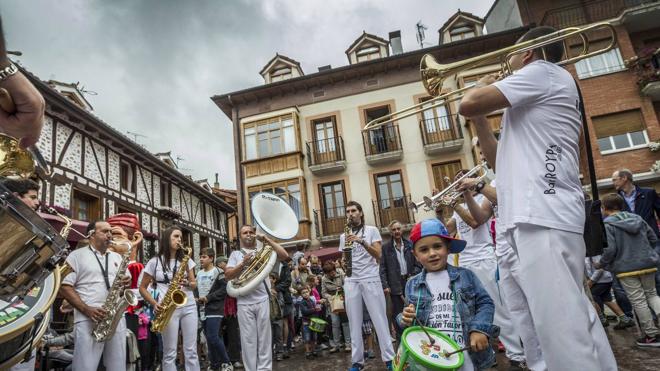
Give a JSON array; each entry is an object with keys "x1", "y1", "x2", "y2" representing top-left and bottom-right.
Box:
[
  {"x1": 442, "y1": 346, "x2": 470, "y2": 358},
  {"x1": 418, "y1": 324, "x2": 435, "y2": 346}
]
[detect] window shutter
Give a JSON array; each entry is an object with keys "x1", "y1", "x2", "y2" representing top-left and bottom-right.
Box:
[{"x1": 592, "y1": 109, "x2": 644, "y2": 138}]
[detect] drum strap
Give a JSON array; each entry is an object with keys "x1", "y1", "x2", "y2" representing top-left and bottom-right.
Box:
[
  {"x1": 23, "y1": 312, "x2": 44, "y2": 363},
  {"x1": 89, "y1": 246, "x2": 110, "y2": 290}
]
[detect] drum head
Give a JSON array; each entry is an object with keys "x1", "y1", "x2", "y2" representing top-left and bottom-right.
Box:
[
  {"x1": 402, "y1": 326, "x2": 464, "y2": 369},
  {"x1": 0, "y1": 270, "x2": 59, "y2": 368},
  {"x1": 0, "y1": 182, "x2": 68, "y2": 299}
]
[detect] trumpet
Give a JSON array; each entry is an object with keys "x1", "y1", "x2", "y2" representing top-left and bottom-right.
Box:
[
  {"x1": 410, "y1": 162, "x2": 489, "y2": 212},
  {"x1": 364, "y1": 22, "x2": 617, "y2": 131}
]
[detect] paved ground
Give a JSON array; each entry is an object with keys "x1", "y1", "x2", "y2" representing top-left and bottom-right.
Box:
[{"x1": 272, "y1": 325, "x2": 660, "y2": 371}]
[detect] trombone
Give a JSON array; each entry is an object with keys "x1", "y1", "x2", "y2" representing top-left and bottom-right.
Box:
[
  {"x1": 364, "y1": 22, "x2": 617, "y2": 131},
  {"x1": 410, "y1": 162, "x2": 489, "y2": 212}
]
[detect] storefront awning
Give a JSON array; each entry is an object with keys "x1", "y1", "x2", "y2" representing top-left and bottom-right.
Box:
[
  {"x1": 39, "y1": 213, "x2": 89, "y2": 244},
  {"x1": 305, "y1": 247, "x2": 341, "y2": 263}
]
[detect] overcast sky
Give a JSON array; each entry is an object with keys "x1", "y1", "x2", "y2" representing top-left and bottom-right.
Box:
[{"x1": 2, "y1": 0, "x2": 491, "y2": 189}]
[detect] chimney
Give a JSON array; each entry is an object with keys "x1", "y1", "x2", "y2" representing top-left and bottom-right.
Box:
[
  {"x1": 318, "y1": 65, "x2": 332, "y2": 72},
  {"x1": 214, "y1": 173, "x2": 220, "y2": 188},
  {"x1": 389, "y1": 30, "x2": 403, "y2": 55}
]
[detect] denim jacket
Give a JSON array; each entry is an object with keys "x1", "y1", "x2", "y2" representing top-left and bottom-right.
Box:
[{"x1": 396, "y1": 265, "x2": 498, "y2": 370}]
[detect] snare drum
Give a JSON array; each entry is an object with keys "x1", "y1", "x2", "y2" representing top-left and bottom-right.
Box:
[
  {"x1": 309, "y1": 318, "x2": 328, "y2": 333},
  {"x1": 0, "y1": 269, "x2": 60, "y2": 369},
  {"x1": 393, "y1": 326, "x2": 464, "y2": 371},
  {"x1": 0, "y1": 182, "x2": 69, "y2": 300}
]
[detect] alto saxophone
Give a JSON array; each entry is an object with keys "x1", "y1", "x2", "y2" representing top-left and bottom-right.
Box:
[
  {"x1": 151, "y1": 245, "x2": 191, "y2": 333},
  {"x1": 343, "y1": 217, "x2": 352, "y2": 277},
  {"x1": 92, "y1": 240, "x2": 138, "y2": 342}
]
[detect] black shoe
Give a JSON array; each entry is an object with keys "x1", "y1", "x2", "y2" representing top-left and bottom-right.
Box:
[
  {"x1": 282, "y1": 351, "x2": 290, "y2": 359},
  {"x1": 312, "y1": 350, "x2": 319, "y2": 357},
  {"x1": 509, "y1": 360, "x2": 529, "y2": 371},
  {"x1": 636, "y1": 335, "x2": 660, "y2": 348},
  {"x1": 275, "y1": 353, "x2": 283, "y2": 361},
  {"x1": 305, "y1": 352, "x2": 313, "y2": 359},
  {"x1": 614, "y1": 316, "x2": 635, "y2": 330}
]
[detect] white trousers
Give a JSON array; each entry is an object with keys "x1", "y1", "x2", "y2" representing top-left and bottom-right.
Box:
[
  {"x1": 461, "y1": 258, "x2": 525, "y2": 363},
  {"x1": 344, "y1": 279, "x2": 395, "y2": 365},
  {"x1": 237, "y1": 299, "x2": 272, "y2": 371},
  {"x1": 162, "y1": 305, "x2": 200, "y2": 371},
  {"x1": 496, "y1": 236, "x2": 546, "y2": 371},
  {"x1": 72, "y1": 319, "x2": 126, "y2": 371},
  {"x1": 505, "y1": 223, "x2": 617, "y2": 371}
]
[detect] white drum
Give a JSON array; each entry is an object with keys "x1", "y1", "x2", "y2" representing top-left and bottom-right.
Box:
[{"x1": 393, "y1": 326, "x2": 464, "y2": 371}]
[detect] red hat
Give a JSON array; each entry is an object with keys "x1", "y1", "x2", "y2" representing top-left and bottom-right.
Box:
[
  {"x1": 409, "y1": 218, "x2": 466, "y2": 253},
  {"x1": 107, "y1": 213, "x2": 141, "y2": 232}
]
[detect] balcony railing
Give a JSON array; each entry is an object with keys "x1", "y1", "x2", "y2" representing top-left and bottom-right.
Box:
[
  {"x1": 540, "y1": 0, "x2": 658, "y2": 28},
  {"x1": 362, "y1": 124, "x2": 403, "y2": 156},
  {"x1": 306, "y1": 137, "x2": 346, "y2": 167},
  {"x1": 626, "y1": 47, "x2": 660, "y2": 99},
  {"x1": 420, "y1": 115, "x2": 464, "y2": 145},
  {"x1": 372, "y1": 195, "x2": 414, "y2": 229},
  {"x1": 313, "y1": 206, "x2": 346, "y2": 239}
]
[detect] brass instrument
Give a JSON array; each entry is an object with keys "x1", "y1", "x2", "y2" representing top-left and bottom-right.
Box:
[
  {"x1": 410, "y1": 162, "x2": 489, "y2": 212},
  {"x1": 151, "y1": 245, "x2": 191, "y2": 333},
  {"x1": 364, "y1": 22, "x2": 617, "y2": 130},
  {"x1": 45, "y1": 207, "x2": 75, "y2": 279},
  {"x1": 92, "y1": 241, "x2": 138, "y2": 342},
  {"x1": 227, "y1": 245, "x2": 277, "y2": 297},
  {"x1": 342, "y1": 217, "x2": 352, "y2": 277}
]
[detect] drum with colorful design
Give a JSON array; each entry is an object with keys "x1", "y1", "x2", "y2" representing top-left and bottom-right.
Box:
[{"x1": 393, "y1": 326, "x2": 464, "y2": 371}]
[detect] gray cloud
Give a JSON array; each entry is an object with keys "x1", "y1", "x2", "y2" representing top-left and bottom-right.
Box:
[{"x1": 1, "y1": 0, "x2": 491, "y2": 188}]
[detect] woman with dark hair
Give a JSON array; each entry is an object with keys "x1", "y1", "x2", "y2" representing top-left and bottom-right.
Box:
[{"x1": 139, "y1": 227, "x2": 199, "y2": 371}]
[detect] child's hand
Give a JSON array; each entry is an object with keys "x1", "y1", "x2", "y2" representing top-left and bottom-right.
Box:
[
  {"x1": 469, "y1": 332, "x2": 488, "y2": 352},
  {"x1": 401, "y1": 304, "x2": 416, "y2": 327}
]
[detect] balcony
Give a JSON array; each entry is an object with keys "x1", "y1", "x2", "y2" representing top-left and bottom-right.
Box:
[
  {"x1": 372, "y1": 195, "x2": 415, "y2": 230},
  {"x1": 306, "y1": 137, "x2": 347, "y2": 174},
  {"x1": 625, "y1": 47, "x2": 660, "y2": 100},
  {"x1": 362, "y1": 125, "x2": 403, "y2": 165},
  {"x1": 313, "y1": 207, "x2": 346, "y2": 241},
  {"x1": 540, "y1": 0, "x2": 659, "y2": 29},
  {"x1": 419, "y1": 115, "x2": 464, "y2": 155}
]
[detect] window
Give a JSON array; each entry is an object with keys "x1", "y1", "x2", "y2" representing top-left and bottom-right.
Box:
[
  {"x1": 375, "y1": 172, "x2": 405, "y2": 207},
  {"x1": 244, "y1": 114, "x2": 296, "y2": 160},
  {"x1": 449, "y1": 24, "x2": 476, "y2": 42},
  {"x1": 312, "y1": 117, "x2": 338, "y2": 153},
  {"x1": 248, "y1": 178, "x2": 304, "y2": 220},
  {"x1": 120, "y1": 160, "x2": 136, "y2": 193},
  {"x1": 271, "y1": 67, "x2": 292, "y2": 82},
  {"x1": 160, "y1": 182, "x2": 171, "y2": 207},
  {"x1": 319, "y1": 181, "x2": 346, "y2": 235},
  {"x1": 575, "y1": 48, "x2": 625, "y2": 79},
  {"x1": 593, "y1": 109, "x2": 649, "y2": 154},
  {"x1": 420, "y1": 97, "x2": 451, "y2": 132},
  {"x1": 364, "y1": 105, "x2": 399, "y2": 154},
  {"x1": 200, "y1": 236, "x2": 209, "y2": 251},
  {"x1": 72, "y1": 189, "x2": 100, "y2": 222},
  {"x1": 356, "y1": 45, "x2": 381, "y2": 62}
]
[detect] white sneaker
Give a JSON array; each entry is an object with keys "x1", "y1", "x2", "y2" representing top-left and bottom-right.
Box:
[{"x1": 221, "y1": 363, "x2": 234, "y2": 371}]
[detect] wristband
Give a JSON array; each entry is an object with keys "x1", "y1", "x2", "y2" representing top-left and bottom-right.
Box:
[
  {"x1": 0, "y1": 63, "x2": 18, "y2": 82},
  {"x1": 474, "y1": 180, "x2": 486, "y2": 194}
]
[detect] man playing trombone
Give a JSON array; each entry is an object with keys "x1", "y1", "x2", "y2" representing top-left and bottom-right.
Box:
[{"x1": 458, "y1": 26, "x2": 616, "y2": 370}]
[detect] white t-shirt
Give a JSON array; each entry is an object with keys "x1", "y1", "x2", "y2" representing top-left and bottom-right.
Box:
[
  {"x1": 492, "y1": 60, "x2": 585, "y2": 234},
  {"x1": 227, "y1": 247, "x2": 270, "y2": 305},
  {"x1": 143, "y1": 257, "x2": 196, "y2": 308},
  {"x1": 197, "y1": 267, "x2": 220, "y2": 320},
  {"x1": 62, "y1": 246, "x2": 131, "y2": 323},
  {"x1": 450, "y1": 194, "x2": 495, "y2": 265},
  {"x1": 338, "y1": 225, "x2": 382, "y2": 281}
]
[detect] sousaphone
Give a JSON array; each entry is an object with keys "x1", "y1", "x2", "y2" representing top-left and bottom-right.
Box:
[{"x1": 227, "y1": 192, "x2": 298, "y2": 297}]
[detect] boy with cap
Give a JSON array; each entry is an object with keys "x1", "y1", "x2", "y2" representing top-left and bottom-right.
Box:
[{"x1": 397, "y1": 219, "x2": 497, "y2": 370}]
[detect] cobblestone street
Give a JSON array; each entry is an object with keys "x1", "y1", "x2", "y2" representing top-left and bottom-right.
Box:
[{"x1": 273, "y1": 326, "x2": 660, "y2": 371}]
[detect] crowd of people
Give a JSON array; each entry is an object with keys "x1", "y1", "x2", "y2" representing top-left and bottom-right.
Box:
[{"x1": 2, "y1": 12, "x2": 660, "y2": 371}]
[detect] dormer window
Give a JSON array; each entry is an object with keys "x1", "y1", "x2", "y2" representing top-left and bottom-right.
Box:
[
  {"x1": 449, "y1": 23, "x2": 476, "y2": 42},
  {"x1": 356, "y1": 46, "x2": 381, "y2": 62},
  {"x1": 271, "y1": 67, "x2": 292, "y2": 82}
]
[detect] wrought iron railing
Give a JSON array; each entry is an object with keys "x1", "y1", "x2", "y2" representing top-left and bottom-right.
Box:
[
  {"x1": 419, "y1": 114, "x2": 464, "y2": 145},
  {"x1": 306, "y1": 136, "x2": 346, "y2": 166},
  {"x1": 362, "y1": 124, "x2": 403, "y2": 156},
  {"x1": 372, "y1": 195, "x2": 414, "y2": 229}
]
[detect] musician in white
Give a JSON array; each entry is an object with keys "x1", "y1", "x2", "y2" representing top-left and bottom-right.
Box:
[
  {"x1": 59, "y1": 221, "x2": 131, "y2": 371},
  {"x1": 225, "y1": 224, "x2": 289, "y2": 371},
  {"x1": 445, "y1": 171, "x2": 526, "y2": 369},
  {"x1": 459, "y1": 25, "x2": 616, "y2": 370},
  {"x1": 340, "y1": 201, "x2": 395, "y2": 371},
  {"x1": 140, "y1": 226, "x2": 199, "y2": 371}
]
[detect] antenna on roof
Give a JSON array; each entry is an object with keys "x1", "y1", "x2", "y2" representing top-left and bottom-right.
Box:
[
  {"x1": 416, "y1": 21, "x2": 428, "y2": 49},
  {"x1": 126, "y1": 131, "x2": 147, "y2": 146}
]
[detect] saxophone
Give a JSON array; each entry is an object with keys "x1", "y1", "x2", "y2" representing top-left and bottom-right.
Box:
[
  {"x1": 343, "y1": 217, "x2": 352, "y2": 277},
  {"x1": 92, "y1": 240, "x2": 138, "y2": 342},
  {"x1": 151, "y1": 245, "x2": 191, "y2": 333}
]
